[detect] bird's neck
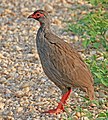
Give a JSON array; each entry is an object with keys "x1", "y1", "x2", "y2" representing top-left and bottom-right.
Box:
[
  {"x1": 40, "y1": 24, "x2": 51, "y2": 33},
  {"x1": 39, "y1": 19, "x2": 51, "y2": 33}
]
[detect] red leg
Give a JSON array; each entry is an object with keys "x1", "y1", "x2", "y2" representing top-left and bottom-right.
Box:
[{"x1": 43, "y1": 89, "x2": 72, "y2": 114}]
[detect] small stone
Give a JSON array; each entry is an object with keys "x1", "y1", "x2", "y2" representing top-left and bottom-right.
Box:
[
  {"x1": 36, "y1": 67, "x2": 42, "y2": 74},
  {"x1": 97, "y1": 57, "x2": 104, "y2": 60},
  {"x1": 17, "y1": 107, "x2": 23, "y2": 112},
  {"x1": 77, "y1": 1, "x2": 85, "y2": 5},
  {"x1": 0, "y1": 77, "x2": 7, "y2": 83},
  {"x1": 8, "y1": 111, "x2": 13, "y2": 116},
  {"x1": 23, "y1": 87, "x2": 30, "y2": 93},
  {"x1": 95, "y1": 92, "x2": 99, "y2": 97},
  {"x1": 0, "y1": 102, "x2": 5, "y2": 109},
  {"x1": 6, "y1": 116, "x2": 14, "y2": 120},
  {"x1": 32, "y1": 27, "x2": 37, "y2": 31},
  {"x1": 71, "y1": 13, "x2": 76, "y2": 17},
  {"x1": 4, "y1": 9, "x2": 12, "y2": 14},
  {"x1": 0, "y1": 97, "x2": 3, "y2": 101},
  {"x1": 99, "y1": 98, "x2": 104, "y2": 103},
  {"x1": 74, "y1": 36, "x2": 79, "y2": 41},
  {"x1": 75, "y1": 112, "x2": 81, "y2": 118},
  {"x1": 0, "y1": 116, "x2": 3, "y2": 120},
  {"x1": 106, "y1": 102, "x2": 108, "y2": 107},
  {"x1": 15, "y1": 91, "x2": 24, "y2": 97},
  {"x1": 81, "y1": 11, "x2": 87, "y2": 15},
  {"x1": 99, "y1": 91, "x2": 105, "y2": 97},
  {"x1": 60, "y1": 0, "x2": 67, "y2": 4},
  {"x1": 0, "y1": 53, "x2": 4, "y2": 59},
  {"x1": 0, "y1": 35, "x2": 2, "y2": 40},
  {"x1": 81, "y1": 117, "x2": 89, "y2": 120},
  {"x1": 72, "y1": 116, "x2": 79, "y2": 120},
  {"x1": 66, "y1": 107, "x2": 72, "y2": 113},
  {"x1": 90, "y1": 103, "x2": 97, "y2": 107},
  {"x1": 102, "y1": 104, "x2": 107, "y2": 109},
  {"x1": 44, "y1": 4, "x2": 54, "y2": 13},
  {"x1": 21, "y1": 82, "x2": 30, "y2": 88},
  {"x1": 15, "y1": 45, "x2": 22, "y2": 51},
  {"x1": 53, "y1": 19, "x2": 61, "y2": 26},
  {"x1": 90, "y1": 51, "x2": 96, "y2": 55}
]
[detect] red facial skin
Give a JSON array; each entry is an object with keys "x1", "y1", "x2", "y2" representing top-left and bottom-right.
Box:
[{"x1": 28, "y1": 12, "x2": 44, "y2": 25}]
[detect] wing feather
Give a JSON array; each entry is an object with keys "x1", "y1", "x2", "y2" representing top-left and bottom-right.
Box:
[{"x1": 44, "y1": 32, "x2": 93, "y2": 88}]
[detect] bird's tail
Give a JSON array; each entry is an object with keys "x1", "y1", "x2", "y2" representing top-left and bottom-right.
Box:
[{"x1": 87, "y1": 86, "x2": 95, "y2": 100}]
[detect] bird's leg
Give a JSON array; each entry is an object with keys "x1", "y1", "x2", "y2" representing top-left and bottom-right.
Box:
[{"x1": 43, "y1": 89, "x2": 72, "y2": 114}]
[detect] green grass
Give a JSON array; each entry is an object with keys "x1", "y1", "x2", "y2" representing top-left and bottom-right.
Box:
[
  {"x1": 86, "y1": 54, "x2": 108, "y2": 86},
  {"x1": 68, "y1": 10, "x2": 108, "y2": 50},
  {"x1": 67, "y1": 0, "x2": 108, "y2": 87}
]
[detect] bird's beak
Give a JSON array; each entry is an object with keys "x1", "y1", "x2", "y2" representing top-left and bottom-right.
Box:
[{"x1": 28, "y1": 14, "x2": 33, "y2": 18}]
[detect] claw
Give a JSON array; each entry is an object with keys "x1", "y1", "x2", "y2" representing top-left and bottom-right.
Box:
[
  {"x1": 42, "y1": 89, "x2": 72, "y2": 114},
  {"x1": 43, "y1": 108, "x2": 64, "y2": 114}
]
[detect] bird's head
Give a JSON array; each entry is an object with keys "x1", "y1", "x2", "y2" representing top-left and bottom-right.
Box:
[{"x1": 28, "y1": 10, "x2": 49, "y2": 26}]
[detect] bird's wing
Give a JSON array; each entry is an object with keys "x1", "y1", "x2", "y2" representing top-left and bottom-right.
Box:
[{"x1": 45, "y1": 33, "x2": 94, "y2": 87}]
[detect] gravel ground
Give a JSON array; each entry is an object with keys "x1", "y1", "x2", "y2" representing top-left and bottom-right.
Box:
[{"x1": 0, "y1": 0, "x2": 108, "y2": 120}]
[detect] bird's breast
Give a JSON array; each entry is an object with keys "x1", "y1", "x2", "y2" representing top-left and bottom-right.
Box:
[{"x1": 36, "y1": 30, "x2": 50, "y2": 66}]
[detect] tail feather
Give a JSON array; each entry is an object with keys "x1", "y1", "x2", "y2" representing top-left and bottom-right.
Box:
[{"x1": 87, "y1": 86, "x2": 95, "y2": 100}]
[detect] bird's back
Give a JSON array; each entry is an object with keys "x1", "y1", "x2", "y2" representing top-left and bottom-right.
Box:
[{"x1": 36, "y1": 28, "x2": 94, "y2": 99}]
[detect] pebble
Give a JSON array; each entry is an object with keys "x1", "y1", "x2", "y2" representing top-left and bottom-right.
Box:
[
  {"x1": 90, "y1": 50, "x2": 96, "y2": 55},
  {"x1": 0, "y1": 53, "x2": 4, "y2": 59},
  {"x1": 0, "y1": 97, "x2": 3, "y2": 101},
  {"x1": 0, "y1": 77, "x2": 7, "y2": 83},
  {"x1": 21, "y1": 82, "x2": 30, "y2": 88},
  {"x1": 98, "y1": 91, "x2": 105, "y2": 97},
  {"x1": 97, "y1": 56, "x2": 104, "y2": 60},
  {"x1": 74, "y1": 36, "x2": 79, "y2": 41},
  {"x1": 44, "y1": 4, "x2": 54, "y2": 13},
  {"x1": 23, "y1": 87, "x2": 30, "y2": 93},
  {"x1": 0, "y1": 116, "x2": 3, "y2": 120},
  {"x1": 76, "y1": 112, "x2": 81, "y2": 118},
  {"x1": 17, "y1": 107, "x2": 23, "y2": 112},
  {"x1": 14, "y1": 45, "x2": 23, "y2": 51},
  {"x1": 81, "y1": 117, "x2": 89, "y2": 120},
  {"x1": 90, "y1": 103, "x2": 97, "y2": 107},
  {"x1": 95, "y1": 92, "x2": 99, "y2": 97},
  {"x1": 0, "y1": 102, "x2": 5, "y2": 109},
  {"x1": 15, "y1": 91, "x2": 25, "y2": 97},
  {"x1": 72, "y1": 116, "x2": 79, "y2": 120},
  {"x1": 53, "y1": 19, "x2": 62, "y2": 26},
  {"x1": 102, "y1": 104, "x2": 107, "y2": 109}
]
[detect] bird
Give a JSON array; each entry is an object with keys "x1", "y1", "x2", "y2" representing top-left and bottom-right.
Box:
[{"x1": 28, "y1": 10, "x2": 95, "y2": 114}]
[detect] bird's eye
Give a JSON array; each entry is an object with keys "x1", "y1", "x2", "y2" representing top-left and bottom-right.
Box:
[{"x1": 36, "y1": 13, "x2": 40, "y2": 16}]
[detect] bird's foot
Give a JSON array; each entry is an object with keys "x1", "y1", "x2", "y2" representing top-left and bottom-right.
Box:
[
  {"x1": 42, "y1": 89, "x2": 72, "y2": 114},
  {"x1": 43, "y1": 107, "x2": 64, "y2": 114},
  {"x1": 43, "y1": 104, "x2": 64, "y2": 114}
]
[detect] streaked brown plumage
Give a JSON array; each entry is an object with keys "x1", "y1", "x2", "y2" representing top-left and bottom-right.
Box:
[{"x1": 28, "y1": 10, "x2": 95, "y2": 114}]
